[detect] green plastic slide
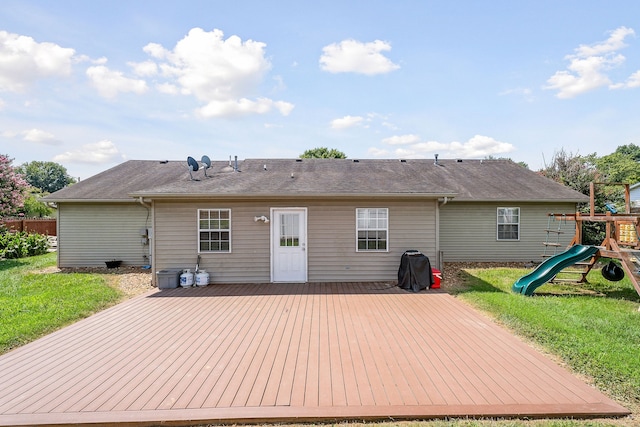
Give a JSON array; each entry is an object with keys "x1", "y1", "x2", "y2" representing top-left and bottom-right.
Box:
[{"x1": 512, "y1": 245, "x2": 600, "y2": 296}]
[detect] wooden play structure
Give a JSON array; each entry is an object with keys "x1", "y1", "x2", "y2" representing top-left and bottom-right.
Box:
[{"x1": 547, "y1": 182, "x2": 640, "y2": 298}]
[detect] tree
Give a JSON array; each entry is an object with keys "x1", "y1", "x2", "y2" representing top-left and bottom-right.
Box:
[
  {"x1": 484, "y1": 155, "x2": 528, "y2": 169},
  {"x1": 18, "y1": 161, "x2": 76, "y2": 194},
  {"x1": 613, "y1": 143, "x2": 640, "y2": 161},
  {"x1": 0, "y1": 154, "x2": 29, "y2": 217},
  {"x1": 539, "y1": 149, "x2": 600, "y2": 195},
  {"x1": 300, "y1": 147, "x2": 347, "y2": 159},
  {"x1": 538, "y1": 149, "x2": 604, "y2": 245},
  {"x1": 20, "y1": 189, "x2": 55, "y2": 218},
  {"x1": 595, "y1": 151, "x2": 640, "y2": 184}
]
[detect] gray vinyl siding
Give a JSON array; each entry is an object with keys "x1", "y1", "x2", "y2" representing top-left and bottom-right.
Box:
[
  {"x1": 631, "y1": 186, "x2": 640, "y2": 205},
  {"x1": 439, "y1": 202, "x2": 578, "y2": 262},
  {"x1": 57, "y1": 203, "x2": 151, "y2": 267},
  {"x1": 152, "y1": 199, "x2": 437, "y2": 284}
]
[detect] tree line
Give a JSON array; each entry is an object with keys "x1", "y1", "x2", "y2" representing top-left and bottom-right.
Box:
[{"x1": 0, "y1": 155, "x2": 75, "y2": 218}]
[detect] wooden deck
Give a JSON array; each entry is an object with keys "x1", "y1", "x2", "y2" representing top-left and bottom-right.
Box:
[{"x1": 0, "y1": 283, "x2": 629, "y2": 426}]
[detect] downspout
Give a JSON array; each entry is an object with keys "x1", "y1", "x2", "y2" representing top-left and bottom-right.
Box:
[
  {"x1": 435, "y1": 196, "x2": 449, "y2": 270},
  {"x1": 138, "y1": 197, "x2": 151, "y2": 209},
  {"x1": 138, "y1": 197, "x2": 154, "y2": 282}
]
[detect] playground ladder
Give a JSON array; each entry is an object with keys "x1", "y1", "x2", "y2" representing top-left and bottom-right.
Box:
[
  {"x1": 550, "y1": 256, "x2": 597, "y2": 284},
  {"x1": 543, "y1": 214, "x2": 596, "y2": 284},
  {"x1": 542, "y1": 214, "x2": 567, "y2": 257}
]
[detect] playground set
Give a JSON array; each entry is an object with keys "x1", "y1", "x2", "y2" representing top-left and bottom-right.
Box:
[{"x1": 513, "y1": 182, "x2": 640, "y2": 299}]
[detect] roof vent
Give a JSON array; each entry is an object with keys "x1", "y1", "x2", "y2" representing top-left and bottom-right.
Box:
[
  {"x1": 457, "y1": 159, "x2": 463, "y2": 163},
  {"x1": 400, "y1": 159, "x2": 407, "y2": 163},
  {"x1": 352, "y1": 159, "x2": 359, "y2": 163},
  {"x1": 296, "y1": 158, "x2": 303, "y2": 162},
  {"x1": 159, "y1": 160, "x2": 168, "y2": 164},
  {"x1": 434, "y1": 154, "x2": 439, "y2": 165}
]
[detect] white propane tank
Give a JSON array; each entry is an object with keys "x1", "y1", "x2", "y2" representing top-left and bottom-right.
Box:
[
  {"x1": 195, "y1": 270, "x2": 210, "y2": 287},
  {"x1": 180, "y1": 269, "x2": 194, "y2": 287}
]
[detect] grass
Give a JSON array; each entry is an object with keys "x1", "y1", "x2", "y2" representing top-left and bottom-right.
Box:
[
  {"x1": 451, "y1": 264, "x2": 640, "y2": 416},
  {"x1": 0, "y1": 252, "x2": 122, "y2": 354}
]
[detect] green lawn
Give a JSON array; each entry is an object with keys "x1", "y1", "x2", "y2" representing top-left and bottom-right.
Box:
[
  {"x1": 0, "y1": 252, "x2": 122, "y2": 354},
  {"x1": 451, "y1": 265, "x2": 640, "y2": 417}
]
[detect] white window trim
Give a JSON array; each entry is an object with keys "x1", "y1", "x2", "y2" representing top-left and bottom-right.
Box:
[
  {"x1": 355, "y1": 207, "x2": 389, "y2": 252},
  {"x1": 197, "y1": 208, "x2": 232, "y2": 253},
  {"x1": 496, "y1": 207, "x2": 520, "y2": 241}
]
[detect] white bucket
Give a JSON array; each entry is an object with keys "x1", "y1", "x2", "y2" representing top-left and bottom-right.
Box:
[
  {"x1": 180, "y1": 269, "x2": 194, "y2": 287},
  {"x1": 195, "y1": 270, "x2": 210, "y2": 287}
]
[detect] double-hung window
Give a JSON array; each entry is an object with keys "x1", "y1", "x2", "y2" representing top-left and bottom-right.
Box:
[
  {"x1": 198, "y1": 209, "x2": 231, "y2": 252},
  {"x1": 356, "y1": 208, "x2": 388, "y2": 251},
  {"x1": 497, "y1": 207, "x2": 519, "y2": 241}
]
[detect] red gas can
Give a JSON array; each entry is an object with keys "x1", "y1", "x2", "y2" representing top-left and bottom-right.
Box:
[{"x1": 431, "y1": 268, "x2": 441, "y2": 289}]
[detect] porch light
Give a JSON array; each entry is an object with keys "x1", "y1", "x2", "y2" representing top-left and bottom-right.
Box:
[{"x1": 254, "y1": 215, "x2": 270, "y2": 223}]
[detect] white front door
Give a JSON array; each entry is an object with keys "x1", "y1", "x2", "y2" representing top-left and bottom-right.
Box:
[{"x1": 271, "y1": 208, "x2": 307, "y2": 282}]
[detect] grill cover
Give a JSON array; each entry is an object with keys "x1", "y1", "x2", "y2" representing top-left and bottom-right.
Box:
[{"x1": 398, "y1": 250, "x2": 434, "y2": 292}]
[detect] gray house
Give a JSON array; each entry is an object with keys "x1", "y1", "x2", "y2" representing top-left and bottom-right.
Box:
[
  {"x1": 44, "y1": 158, "x2": 588, "y2": 284},
  {"x1": 631, "y1": 182, "x2": 640, "y2": 208}
]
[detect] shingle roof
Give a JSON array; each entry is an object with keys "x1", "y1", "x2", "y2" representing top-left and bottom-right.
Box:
[{"x1": 43, "y1": 158, "x2": 589, "y2": 203}]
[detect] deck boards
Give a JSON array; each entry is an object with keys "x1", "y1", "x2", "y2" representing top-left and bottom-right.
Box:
[{"x1": 0, "y1": 282, "x2": 629, "y2": 426}]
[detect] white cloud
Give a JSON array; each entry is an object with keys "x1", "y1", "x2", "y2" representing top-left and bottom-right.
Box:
[
  {"x1": 53, "y1": 140, "x2": 123, "y2": 164},
  {"x1": 575, "y1": 26, "x2": 634, "y2": 57},
  {"x1": 86, "y1": 65, "x2": 148, "y2": 99},
  {"x1": 320, "y1": 39, "x2": 400, "y2": 75},
  {"x1": 129, "y1": 60, "x2": 158, "y2": 77},
  {"x1": 142, "y1": 28, "x2": 292, "y2": 118},
  {"x1": 545, "y1": 26, "x2": 637, "y2": 98},
  {"x1": 0, "y1": 30, "x2": 75, "y2": 92},
  {"x1": 624, "y1": 70, "x2": 640, "y2": 88},
  {"x1": 381, "y1": 134, "x2": 421, "y2": 145},
  {"x1": 0, "y1": 98, "x2": 4, "y2": 110},
  {"x1": 449, "y1": 135, "x2": 514, "y2": 157},
  {"x1": 156, "y1": 82, "x2": 179, "y2": 94},
  {"x1": 368, "y1": 147, "x2": 390, "y2": 157},
  {"x1": 196, "y1": 97, "x2": 294, "y2": 118},
  {"x1": 142, "y1": 42, "x2": 167, "y2": 59},
  {"x1": 376, "y1": 134, "x2": 514, "y2": 158},
  {"x1": 22, "y1": 128, "x2": 60, "y2": 145},
  {"x1": 331, "y1": 115, "x2": 364, "y2": 129}
]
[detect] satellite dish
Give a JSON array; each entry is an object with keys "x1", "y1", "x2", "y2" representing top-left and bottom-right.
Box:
[
  {"x1": 187, "y1": 156, "x2": 200, "y2": 181},
  {"x1": 187, "y1": 156, "x2": 199, "y2": 171},
  {"x1": 201, "y1": 155, "x2": 211, "y2": 168},
  {"x1": 201, "y1": 155, "x2": 211, "y2": 177}
]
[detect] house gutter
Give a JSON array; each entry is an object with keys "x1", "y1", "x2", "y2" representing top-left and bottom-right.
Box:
[
  {"x1": 128, "y1": 192, "x2": 460, "y2": 200},
  {"x1": 39, "y1": 198, "x2": 141, "y2": 203}
]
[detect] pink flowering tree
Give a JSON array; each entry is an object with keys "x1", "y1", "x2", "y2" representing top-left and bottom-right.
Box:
[{"x1": 0, "y1": 154, "x2": 29, "y2": 217}]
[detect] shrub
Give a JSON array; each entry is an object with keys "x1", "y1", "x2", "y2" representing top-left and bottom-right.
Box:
[{"x1": 0, "y1": 230, "x2": 49, "y2": 259}]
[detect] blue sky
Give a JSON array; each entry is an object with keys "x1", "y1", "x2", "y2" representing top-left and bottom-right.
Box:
[{"x1": 1, "y1": 1, "x2": 638, "y2": 179}]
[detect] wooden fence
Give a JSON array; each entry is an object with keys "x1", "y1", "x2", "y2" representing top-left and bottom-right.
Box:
[{"x1": 0, "y1": 219, "x2": 57, "y2": 236}]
